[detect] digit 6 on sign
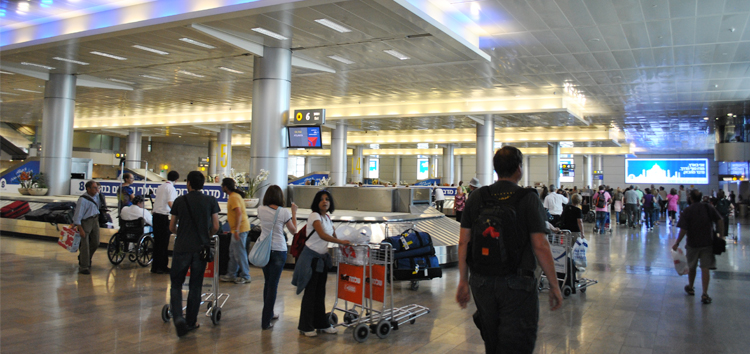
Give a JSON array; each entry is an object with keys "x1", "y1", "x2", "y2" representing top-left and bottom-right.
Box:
[{"x1": 305, "y1": 112, "x2": 311, "y2": 120}]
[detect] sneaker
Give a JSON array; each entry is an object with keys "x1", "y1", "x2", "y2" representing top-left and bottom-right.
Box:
[
  {"x1": 219, "y1": 275, "x2": 235, "y2": 282},
  {"x1": 302, "y1": 330, "x2": 318, "y2": 337},
  {"x1": 235, "y1": 277, "x2": 251, "y2": 284},
  {"x1": 78, "y1": 269, "x2": 90, "y2": 275},
  {"x1": 321, "y1": 326, "x2": 338, "y2": 334},
  {"x1": 272, "y1": 313, "x2": 280, "y2": 320},
  {"x1": 263, "y1": 323, "x2": 274, "y2": 330}
]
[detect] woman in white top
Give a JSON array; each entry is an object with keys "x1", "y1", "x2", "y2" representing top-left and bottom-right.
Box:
[
  {"x1": 257, "y1": 185, "x2": 298, "y2": 330},
  {"x1": 296, "y1": 190, "x2": 349, "y2": 337}
]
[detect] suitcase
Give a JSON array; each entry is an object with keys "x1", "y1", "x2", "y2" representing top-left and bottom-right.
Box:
[
  {"x1": 43, "y1": 201, "x2": 76, "y2": 211},
  {"x1": 218, "y1": 232, "x2": 231, "y2": 276},
  {"x1": 24, "y1": 208, "x2": 53, "y2": 222},
  {"x1": 382, "y1": 230, "x2": 432, "y2": 253},
  {"x1": 1, "y1": 201, "x2": 31, "y2": 219},
  {"x1": 393, "y1": 255, "x2": 443, "y2": 280},
  {"x1": 44, "y1": 209, "x2": 74, "y2": 224},
  {"x1": 393, "y1": 244, "x2": 435, "y2": 260}
]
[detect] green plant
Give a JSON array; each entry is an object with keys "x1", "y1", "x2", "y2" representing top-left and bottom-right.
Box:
[{"x1": 33, "y1": 172, "x2": 48, "y2": 189}]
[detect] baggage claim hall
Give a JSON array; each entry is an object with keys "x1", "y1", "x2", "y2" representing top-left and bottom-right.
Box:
[{"x1": 1, "y1": 0, "x2": 750, "y2": 353}]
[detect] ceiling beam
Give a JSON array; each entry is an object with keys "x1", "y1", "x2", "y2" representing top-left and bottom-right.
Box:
[
  {"x1": 466, "y1": 115, "x2": 485, "y2": 125},
  {"x1": 190, "y1": 24, "x2": 264, "y2": 57}
]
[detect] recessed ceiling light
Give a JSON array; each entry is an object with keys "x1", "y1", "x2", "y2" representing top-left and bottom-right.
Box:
[
  {"x1": 14, "y1": 88, "x2": 42, "y2": 93},
  {"x1": 588, "y1": 38, "x2": 600, "y2": 42},
  {"x1": 251, "y1": 27, "x2": 288, "y2": 40},
  {"x1": 703, "y1": 117, "x2": 709, "y2": 120},
  {"x1": 107, "y1": 78, "x2": 135, "y2": 85},
  {"x1": 0, "y1": 91, "x2": 20, "y2": 96},
  {"x1": 53, "y1": 57, "x2": 89, "y2": 65},
  {"x1": 177, "y1": 70, "x2": 205, "y2": 78},
  {"x1": 218, "y1": 67, "x2": 244, "y2": 74},
  {"x1": 314, "y1": 19, "x2": 352, "y2": 33},
  {"x1": 384, "y1": 49, "x2": 409, "y2": 60},
  {"x1": 327, "y1": 55, "x2": 354, "y2": 64},
  {"x1": 179, "y1": 38, "x2": 216, "y2": 49},
  {"x1": 133, "y1": 45, "x2": 169, "y2": 55},
  {"x1": 90, "y1": 51, "x2": 127, "y2": 60},
  {"x1": 0, "y1": 70, "x2": 14, "y2": 75},
  {"x1": 21, "y1": 62, "x2": 55, "y2": 70},
  {"x1": 140, "y1": 74, "x2": 167, "y2": 81}
]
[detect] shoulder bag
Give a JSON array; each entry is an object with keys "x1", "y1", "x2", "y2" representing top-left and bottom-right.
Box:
[
  {"x1": 704, "y1": 203, "x2": 726, "y2": 255},
  {"x1": 248, "y1": 206, "x2": 279, "y2": 267}
]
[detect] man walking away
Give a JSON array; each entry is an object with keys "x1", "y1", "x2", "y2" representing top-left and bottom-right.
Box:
[
  {"x1": 170, "y1": 171, "x2": 220, "y2": 337},
  {"x1": 73, "y1": 181, "x2": 101, "y2": 275},
  {"x1": 152, "y1": 171, "x2": 179, "y2": 274},
  {"x1": 434, "y1": 186, "x2": 445, "y2": 212},
  {"x1": 623, "y1": 187, "x2": 640, "y2": 229},
  {"x1": 456, "y1": 146, "x2": 562, "y2": 354},
  {"x1": 543, "y1": 188, "x2": 568, "y2": 227},
  {"x1": 678, "y1": 185, "x2": 688, "y2": 213},
  {"x1": 592, "y1": 186, "x2": 611, "y2": 234},
  {"x1": 715, "y1": 190, "x2": 731, "y2": 238},
  {"x1": 672, "y1": 190, "x2": 723, "y2": 304}
]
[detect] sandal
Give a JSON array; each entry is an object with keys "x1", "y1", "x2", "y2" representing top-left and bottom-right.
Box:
[
  {"x1": 701, "y1": 294, "x2": 712, "y2": 304},
  {"x1": 684, "y1": 285, "x2": 695, "y2": 296}
]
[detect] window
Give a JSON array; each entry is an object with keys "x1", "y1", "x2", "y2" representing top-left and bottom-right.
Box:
[
  {"x1": 287, "y1": 156, "x2": 305, "y2": 177},
  {"x1": 369, "y1": 158, "x2": 379, "y2": 179},
  {"x1": 417, "y1": 158, "x2": 429, "y2": 180}
]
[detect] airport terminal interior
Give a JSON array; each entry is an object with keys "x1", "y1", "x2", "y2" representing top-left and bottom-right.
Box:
[{"x1": 2, "y1": 0, "x2": 750, "y2": 353}]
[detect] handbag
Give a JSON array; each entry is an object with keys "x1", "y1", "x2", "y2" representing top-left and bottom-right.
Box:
[
  {"x1": 703, "y1": 203, "x2": 727, "y2": 255},
  {"x1": 248, "y1": 206, "x2": 279, "y2": 267}
]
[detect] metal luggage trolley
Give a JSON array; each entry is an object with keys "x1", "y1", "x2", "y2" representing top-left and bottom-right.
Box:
[
  {"x1": 161, "y1": 235, "x2": 229, "y2": 325},
  {"x1": 328, "y1": 242, "x2": 430, "y2": 343},
  {"x1": 538, "y1": 231, "x2": 598, "y2": 298}
]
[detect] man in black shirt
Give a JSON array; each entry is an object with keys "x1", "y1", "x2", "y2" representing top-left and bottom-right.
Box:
[{"x1": 169, "y1": 171, "x2": 220, "y2": 337}]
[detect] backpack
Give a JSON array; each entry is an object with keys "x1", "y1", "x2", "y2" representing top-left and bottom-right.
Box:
[
  {"x1": 290, "y1": 215, "x2": 328, "y2": 258},
  {"x1": 468, "y1": 186, "x2": 536, "y2": 277},
  {"x1": 594, "y1": 192, "x2": 606, "y2": 208}
]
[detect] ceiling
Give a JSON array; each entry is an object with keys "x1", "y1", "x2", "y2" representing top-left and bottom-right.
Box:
[{"x1": 1, "y1": 0, "x2": 750, "y2": 154}]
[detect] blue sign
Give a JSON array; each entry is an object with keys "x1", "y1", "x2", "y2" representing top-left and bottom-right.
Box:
[
  {"x1": 438, "y1": 187, "x2": 458, "y2": 197},
  {"x1": 71, "y1": 179, "x2": 230, "y2": 202},
  {"x1": 625, "y1": 159, "x2": 709, "y2": 185},
  {"x1": 414, "y1": 178, "x2": 441, "y2": 186},
  {"x1": 0, "y1": 160, "x2": 40, "y2": 185},
  {"x1": 288, "y1": 174, "x2": 329, "y2": 186}
]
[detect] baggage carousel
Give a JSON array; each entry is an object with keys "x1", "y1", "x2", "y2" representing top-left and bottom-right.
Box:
[{"x1": 1, "y1": 195, "x2": 460, "y2": 266}]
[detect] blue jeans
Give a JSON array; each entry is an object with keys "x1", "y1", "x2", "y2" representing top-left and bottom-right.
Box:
[
  {"x1": 170, "y1": 251, "x2": 206, "y2": 326},
  {"x1": 644, "y1": 207, "x2": 654, "y2": 228},
  {"x1": 595, "y1": 211, "x2": 608, "y2": 233},
  {"x1": 470, "y1": 273, "x2": 539, "y2": 354},
  {"x1": 615, "y1": 211, "x2": 621, "y2": 224},
  {"x1": 652, "y1": 208, "x2": 660, "y2": 226},
  {"x1": 262, "y1": 251, "x2": 287, "y2": 329},
  {"x1": 679, "y1": 201, "x2": 687, "y2": 213},
  {"x1": 226, "y1": 231, "x2": 250, "y2": 280}
]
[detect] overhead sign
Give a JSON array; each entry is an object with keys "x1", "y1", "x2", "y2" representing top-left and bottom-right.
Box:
[
  {"x1": 198, "y1": 157, "x2": 209, "y2": 167},
  {"x1": 625, "y1": 158, "x2": 709, "y2": 185},
  {"x1": 593, "y1": 170, "x2": 604, "y2": 180},
  {"x1": 292, "y1": 109, "x2": 325, "y2": 126}
]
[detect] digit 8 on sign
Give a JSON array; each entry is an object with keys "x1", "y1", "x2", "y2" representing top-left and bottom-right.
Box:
[{"x1": 80, "y1": 181, "x2": 85, "y2": 191}]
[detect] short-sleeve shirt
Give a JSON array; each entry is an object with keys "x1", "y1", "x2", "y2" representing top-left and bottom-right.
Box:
[
  {"x1": 171, "y1": 191, "x2": 220, "y2": 253},
  {"x1": 258, "y1": 205, "x2": 293, "y2": 251},
  {"x1": 593, "y1": 191, "x2": 611, "y2": 212},
  {"x1": 643, "y1": 194, "x2": 655, "y2": 208},
  {"x1": 677, "y1": 202, "x2": 722, "y2": 248},
  {"x1": 226, "y1": 192, "x2": 250, "y2": 233},
  {"x1": 460, "y1": 181, "x2": 547, "y2": 272},
  {"x1": 153, "y1": 181, "x2": 177, "y2": 215},
  {"x1": 560, "y1": 204, "x2": 583, "y2": 232},
  {"x1": 306, "y1": 212, "x2": 333, "y2": 255},
  {"x1": 119, "y1": 185, "x2": 134, "y2": 209},
  {"x1": 624, "y1": 190, "x2": 639, "y2": 204}
]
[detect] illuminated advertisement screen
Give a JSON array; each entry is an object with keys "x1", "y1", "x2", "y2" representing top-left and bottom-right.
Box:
[
  {"x1": 559, "y1": 159, "x2": 574, "y2": 183},
  {"x1": 625, "y1": 158, "x2": 709, "y2": 184},
  {"x1": 287, "y1": 126, "x2": 322, "y2": 149}
]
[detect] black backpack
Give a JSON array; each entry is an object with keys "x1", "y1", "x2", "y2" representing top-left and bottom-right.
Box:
[
  {"x1": 594, "y1": 192, "x2": 606, "y2": 208},
  {"x1": 468, "y1": 186, "x2": 536, "y2": 277}
]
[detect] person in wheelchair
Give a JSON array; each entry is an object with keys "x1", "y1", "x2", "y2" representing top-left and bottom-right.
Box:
[{"x1": 119, "y1": 196, "x2": 153, "y2": 251}]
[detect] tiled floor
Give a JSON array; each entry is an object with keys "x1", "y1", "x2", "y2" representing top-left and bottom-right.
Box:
[{"x1": 1, "y1": 214, "x2": 749, "y2": 354}]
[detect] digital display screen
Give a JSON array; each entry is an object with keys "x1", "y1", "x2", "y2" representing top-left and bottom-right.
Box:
[
  {"x1": 559, "y1": 159, "x2": 574, "y2": 183},
  {"x1": 625, "y1": 159, "x2": 709, "y2": 184},
  {"x1": 288, "y1": 126, "x2": 322, "y2": 149}
]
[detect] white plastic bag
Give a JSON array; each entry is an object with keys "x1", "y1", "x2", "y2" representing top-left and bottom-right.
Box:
[
  {"x1": 336, "y1": 225, "x2": 371, "y2": 245},
  {"x1": 572, "y1": 237, "x2": 588, "y2": 271},
  {"x1": 672, "y1": 248, "x2": 689, "y2": 276}
]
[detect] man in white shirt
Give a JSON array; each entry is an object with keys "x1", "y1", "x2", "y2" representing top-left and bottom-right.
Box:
[
  {"x1": 434, "y1": 187, "x2": 446, "y2": 212},
  {"x1": 120, "y1": 195, "x2": 153, "y2": 227},
  {"x1": 151, "y1": 171, "x2": 179, "y2": 274},
  {"x1": 543, "y1": 188, "x2": 569, "y2": 225}
]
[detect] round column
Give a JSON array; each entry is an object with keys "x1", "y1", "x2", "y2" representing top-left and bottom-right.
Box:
[
  {"x1": 442, "y1": 145, "x2": 454, "y2": 185},
  {"x1": 217, "y1": 125, "x2": 232, "y2": 178},
  {"x1": 583, "y1": 155, "x2": 592, "y2": 189},
  {"x1": 331, "y1": 121, "x2": 347, "y2": 186},
  {"x1": 547, "y1": 142, "x2": 560, "y2": 189},
  {"x1": 250, "y1": 47, "x2": 291, "y2": 198},
  {"x1": 596, "y1": 155, "x2": 604, "y2": 186},
  {"x1": 454, "y1": 155, "x2": 462, "y2": 185},
  {"x1": 523, "y1": 155, "x2": 530, "y2": 187},
  {"x1": 394, "y1": 156, "x2": 401, "y2": 185},
  {"x1": 364, "y1": 156, "x2": 372, "y2": 179},
  {"x1": 476, "y1": 114, "x2": 494, "y2": 186},
  {"x1": 351, "y1": 146, "x2": 364, "y2": 183},
  {"x1": 41, "y1": 74, "x2": 76, "y2": 196},
  {"x1": 208, "y1": 139, "x2": 218, "y2": 176},
  {"x1": 126, "y1": 130, "x2": 142, "y2": 169}
]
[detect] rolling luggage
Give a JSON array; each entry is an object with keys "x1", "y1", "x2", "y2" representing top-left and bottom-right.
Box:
[
  {"x1": 1, "y1": 201, "x2": 31, "y2": 219},
  {"x1": 44, "y1": 209, "x2": 74, "y2": 224},
  {"x1": 393, "y1": 255, "x2": 443, "y2": 280},
  {"x1": 24, "y1": 208, "x2": 53, "y2": 222},
  {"x1": 382, "y1": 230, "x2": 432, "y2": 252},
  {"x1": 42, "y1": 201, "x2": 76, "y2": 211},
  {"x1": 218, "y1": 232, "x2": 231, "y2": 275}
]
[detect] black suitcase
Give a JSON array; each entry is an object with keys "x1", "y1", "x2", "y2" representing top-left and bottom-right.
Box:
[
  {"x1": 218, "y1": 232, "x2": 231, "y2": 276},
  {"x1": 42, "y1": 201, "x2": 76, "y2": 211},
  {"x1": 393, "y1": 255, "x2": 443, "y2": 281},
  {"x1": 44, "y1": 209, "x2": 74, "y2": 224},
  {"x1": 24, "y1": 208, "x2": 53, "y2": 222}
]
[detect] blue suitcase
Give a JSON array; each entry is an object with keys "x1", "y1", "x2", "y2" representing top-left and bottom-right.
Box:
[{"x1": 382, "y1": 230, "x2": 432, "y2": 253}]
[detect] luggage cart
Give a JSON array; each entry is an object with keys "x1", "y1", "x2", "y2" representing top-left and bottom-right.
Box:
[
  {"x1": 328, "y1": 243, "x2": 430, "y2": 343},
  {"x1": 161, "y1": 235, "x2": 229, "y2": 325},
  {"x1": 383, "y1": 221, "x2": 438, "y2": 291},
  {"x1": 538, "y1": 231, "x2": 598, "y2": 298}
]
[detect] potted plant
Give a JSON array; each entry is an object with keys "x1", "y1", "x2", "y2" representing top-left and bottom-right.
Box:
[
  {"x1": 17, "y1": 171, "x2": 33, "y2": 195},
  {"x1": 29, "y1": 172, "x2": 49, "y2": 196},
  {"x1": 241, "y1": 169, "x2": 270, "y2": 208}
]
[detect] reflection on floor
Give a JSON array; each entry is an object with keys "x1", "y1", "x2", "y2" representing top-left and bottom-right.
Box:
[{"x1": 1, "y1": 216, "x2": 749, "y2": 354}]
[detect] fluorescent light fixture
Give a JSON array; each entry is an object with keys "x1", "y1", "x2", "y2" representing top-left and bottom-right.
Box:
[
  {"x1": 384, "y1": 49, "x2": 409, "y2": 60},
  {"x1": 0, "y1": 70, "x2": 14, "y2": 75},
  {"x1": 179, "y1": 38, "x2": 216, "y2": 49},
  {"x1": 14, "y1": 88, "x2": 42, "y2": 93},
  {"x1": 90, "y1": 51, "x2": 127, "y2": 60},
  {"x1": 21, "y1": 62, "x2": 55, "y2": 70},
  {"x1": 251, "y1": 27, "x2": 288, "y2": 40},
  {"x1": 0, "y1": 91, "x2": 20, "y2": 96},
  {"x1": 177, "y1": 70, "x2": 205, "y2": 78},
  {"x1": 53, "y1": 57, "x2": 89, "y2": 65},
  {"x1": 133, "y1": 45, "x2": 169, "y2": 55},
  {"x1": 218, "y1": 67, "x2": 244, "y2": 74},
  {"x1": 140, "y1": 74, "x2": 167, "y2": 81},
  {"x1": 314, "y1": 19, "x2": 352, "y2": 33},
  {"x1": 327, "y1": 55, "x2": 354, "y2": 64},
  {"x1": 107, "y1": 78, "x2": 135, "y2": 85}
]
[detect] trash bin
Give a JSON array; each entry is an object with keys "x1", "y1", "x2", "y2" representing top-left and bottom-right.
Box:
[{"x1": 739, "y1": 204, "x2": 748, "y2": 218}]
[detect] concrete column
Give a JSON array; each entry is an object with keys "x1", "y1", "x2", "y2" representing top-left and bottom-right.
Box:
[
  {"x1": 351, "y1": 146, "x2": 364, "y2": 183},
  {"x1": 394, "y1": 156, "x2": 401, "y2": 185},
  {"x1": 331, "y1": 121, "x2": 347, "y2": 186},
  {"x1": 364, "y1": 156, "x2": 372, "y2": 179},
  {"x1": 217, "y1": 125, "x2": 232, "y2": 178},
  {"x1": 126, "y1": 129, "x2": 142, "y2": 169},
  {"x1": 208, "y1": 139, "x2": 218, "y2": 176},
  {"x1": 476, "y1": 114, "x2": 494, "y2": 187},
  {"x1": 304, "y1": 157, "x2": 313, "y2": 175},
  {"x1": 523, "y1": 155, "x2": 530, "y2": 187},
  {"x1": 249, "y1": 47, "x2": 291, "y2": 198},
  {"x1": 442, "y1": 145, "x2": 454, "y2": 185},
  {"x1": 454, "y1": 155, "x2": 462, "y2": 185},
  {"x1": 548, "y1": 142, "x2": 560, "y2": 189},
  {"x1": 596, "y1": 155, "x2": 604, "y2": 186},
  {"x1": 41, "y1": 74, "x2": 76, "y2": 196},
  {"x1": 583, "y1": 155, "x2": 593, "y2": 189}
]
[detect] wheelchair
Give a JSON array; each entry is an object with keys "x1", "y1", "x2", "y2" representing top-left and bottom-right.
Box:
[{"x1": 107, "y1": 218, "x2": 155, "y2": 267}]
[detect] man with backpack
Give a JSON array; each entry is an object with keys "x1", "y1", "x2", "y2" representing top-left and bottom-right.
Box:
[
  {"x1": 592, "y1": 185, "x2": 611, "y2": 234},
  {"x1": 456, "y1": 146, "x2": 562, "y2": 354}
]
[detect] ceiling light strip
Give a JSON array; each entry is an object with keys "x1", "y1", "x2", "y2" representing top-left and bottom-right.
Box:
[
  {"x1": 179, "y1": 38, "x2": 216, "y2": 49},
  {"x1": 218, "y1": 67, "x2": 244, "y2": 74},
  {"x1": 140, "y1": 74, "x2": 167, "y2": 81},
  {"x1": 53, "y1": 57, "x2": 89, "y2": 65},
  {"x1": 251, "y1": 27, "x2": 288, "y2": 40},
  {"x1": 0, "y1": 70, "x2": 15, "y2": 75},
  {"x1": 327, "y1": 55, "x2": 354, "y2": 64},
  {"x1": 107, "y1": 78, "x2": 135, "y2": 85},
  {"x1": 314, "y1": 19, "x2": 352, "y2": 33},
  {"x1": 21, "y1": 62, "x2": 55, "y2": 70},
  {"x1": 90, "y1": 51, "x2": 127, "y2": 60},
  {"x1": 14, "y1": 88, "x2": 42, "y2": 93},
  {"x1": 132, "y1": 45, "x2": 169, "y2": 55},
  {"x1": 177, "y1": 70, "x2": 204, "y2": 78},
  {"x1": 384, "y1": 49, "x2": 409, "y2": 60}
]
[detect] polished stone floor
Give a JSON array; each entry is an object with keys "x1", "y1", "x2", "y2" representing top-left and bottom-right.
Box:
[{"x1": 1, "y1": 213, "x2": 749, "y2": 354}]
